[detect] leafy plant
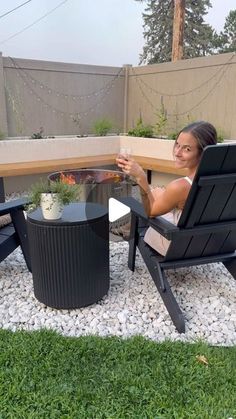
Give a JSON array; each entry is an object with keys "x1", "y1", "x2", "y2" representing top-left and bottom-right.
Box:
[
  {"x1": 31, "y1": 127, "x2": 44, "y2": 139},
  {"x1": 28, "y1": 179, "x2": 80, "y2": 211},
  {"x1": 168, "y1": 127, "x2": 226, "y2": 143},
  {"x1": 216, "y1": 128, "x2": 226, "y2": 143},
  {"x1": 128, "y1": 116, "x2": 153, "y2": 138},
  {"x1": 168, "y1": 131, "x2": 178, "y2": 140},
  {"x1": 153, "y1": 100, "x2": 168, "y2": 137},
  {"x1": 93, "y1": 118, "x2": 113, "y2": 136}
]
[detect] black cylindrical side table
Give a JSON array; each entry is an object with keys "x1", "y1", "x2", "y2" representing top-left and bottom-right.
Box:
[{"x1": 27, "y1": 203, "x2": 109, "y2": 309}]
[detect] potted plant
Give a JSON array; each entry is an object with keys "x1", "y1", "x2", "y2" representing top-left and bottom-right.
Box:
[{"x1": 28, "y1": 179, "x2": 80, "y2": 220}]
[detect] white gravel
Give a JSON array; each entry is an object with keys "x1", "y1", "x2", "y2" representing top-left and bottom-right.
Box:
[{"x1": 0, "y1": 241, "x2": 235, "y2": 346}]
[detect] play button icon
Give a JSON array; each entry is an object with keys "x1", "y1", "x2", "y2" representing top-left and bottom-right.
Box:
[{"x1": 108, "y1": 198, "x2": 130, "y2": 222}]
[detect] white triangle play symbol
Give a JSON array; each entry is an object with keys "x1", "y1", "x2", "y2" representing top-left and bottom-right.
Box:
[{"x1": 108, "y1": 198, "x2": 130, "y2": 222}]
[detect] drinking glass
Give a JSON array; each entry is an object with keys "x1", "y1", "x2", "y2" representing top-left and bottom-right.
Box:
[{"x1": 118, "y1": 147, "x2": 132, "y2": 160}]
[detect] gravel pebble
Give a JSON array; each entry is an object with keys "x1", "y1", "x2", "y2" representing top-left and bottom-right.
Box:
[
  {"x1": 0, "y1": 242, "x2": 236, "y2": 346},
  {"x1": 2, "y1": 190, "x2": 236, "y2": 345}
]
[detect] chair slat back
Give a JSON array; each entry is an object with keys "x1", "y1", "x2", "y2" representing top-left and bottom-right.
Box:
[{"x1": 165, "y1": 143, "x2": 236, "y2": 261}]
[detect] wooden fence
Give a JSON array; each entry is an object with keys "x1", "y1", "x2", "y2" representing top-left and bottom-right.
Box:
[{"x1": 1, "y1": 51, "x2": 236, "y2": 139}]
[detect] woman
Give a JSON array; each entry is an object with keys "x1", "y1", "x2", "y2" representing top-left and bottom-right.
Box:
[{"x1": 116, "y1": 121, "x2": 217, "y2": 255}]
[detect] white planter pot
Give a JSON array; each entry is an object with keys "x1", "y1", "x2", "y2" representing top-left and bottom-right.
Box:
[{"x1": 40, "y1": 193, "x2": 63, "y2": 220}]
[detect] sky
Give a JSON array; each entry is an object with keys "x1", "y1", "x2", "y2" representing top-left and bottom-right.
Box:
[{"x1": 0, "y1": 0, "x2": 235, "y2": 68}]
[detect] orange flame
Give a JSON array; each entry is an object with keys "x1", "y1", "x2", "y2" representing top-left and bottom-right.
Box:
[{"x1": 60, "y1": 172, "x2": 76, "y2": 185}]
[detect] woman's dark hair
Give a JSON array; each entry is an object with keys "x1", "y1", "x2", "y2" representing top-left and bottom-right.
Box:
[{"x1": 176, "y1": 121, "x2": 217, "y2": 153}]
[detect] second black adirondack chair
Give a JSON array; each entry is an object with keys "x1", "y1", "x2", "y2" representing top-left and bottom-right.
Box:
[
  {"x1": 118, "y1": 143, "x2": 236, "y2": 333},
  {"x1": 0, "y1": 198, "x2": 31, "y2": 271}
]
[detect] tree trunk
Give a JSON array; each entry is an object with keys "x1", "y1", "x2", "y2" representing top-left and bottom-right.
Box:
[{"x1": 172, "y1": 0, "x2": 185, "y2": 61}]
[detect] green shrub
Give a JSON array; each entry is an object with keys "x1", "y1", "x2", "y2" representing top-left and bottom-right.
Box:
[
  {"x1": 216, "y1": 129, "x2": 225, "y2": 143},
  {"x1": 168, "y1": 132, "x2": 178, "y2": 140},
  {"x1": 93, "y1": 118, "x2": 113, "y2": 136},
  {"x1": 217, "y1": 135, "x2": 224, "y2": 143},
  {"x1": 128, "y1": 116, "x2": 153, "y2": 138},
  {"x1": 169, "y1": 127, "x2": 226, "y2": 143}
]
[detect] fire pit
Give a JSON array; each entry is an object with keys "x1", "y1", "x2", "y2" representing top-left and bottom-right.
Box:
[{"x1": 48, "y1": 169, "x2": 132, "y2": 209}]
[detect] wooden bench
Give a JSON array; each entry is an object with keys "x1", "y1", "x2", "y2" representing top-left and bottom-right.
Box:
[
  {"x1": 0, "y1": 155, "x2": 118, "y2": 177},
  {"x1": 0, "y1": 154, "x2": 187, "y2": 201},
  {"x1": 0, "y1": 155, "x2": 117, "y2": 201}
]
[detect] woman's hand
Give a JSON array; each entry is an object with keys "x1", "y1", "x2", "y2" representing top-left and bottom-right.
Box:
[
  {"x1": 116, "y1": 155, "x2": 153, "y2": 216},
  {"x1": 116, "y1": 156, "x2": 145, "y2": 180}
]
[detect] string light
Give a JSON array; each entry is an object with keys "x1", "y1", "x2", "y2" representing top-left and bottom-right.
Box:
[
  {"x1": 133, "y1": 54, "x2": 234, "y2": 117},
  {"x1": 131, "y1": 52, "x2": 235, "y2": 98},
  {"x1": 9, "y1": 57, "x2": 123, "y2": 101},
  {"x1": 6, "y1": 52, "x2": 235, "y2": 127},
  {"x1": 7, "y1": 57, "x2": 120, "y2": 120}
]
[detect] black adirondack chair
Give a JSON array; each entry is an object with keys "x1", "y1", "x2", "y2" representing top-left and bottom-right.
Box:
[
  {"x1": 0, "y1": 198, "x2": 31, "y2": 271},
  {"x1": 118, "y1": 143, "x2": 236, "y2": 333}
]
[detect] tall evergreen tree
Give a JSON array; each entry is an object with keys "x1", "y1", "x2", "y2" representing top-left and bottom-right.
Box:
[
  {"x1": 135, "y1": 0, "x2": 215, "y2": 64},
  {"x1": 140, "y1": 0, "x2": 174, "y2": 64},
  {"x1": 215, "y1": 10, "x2": 236, "y2": 54}
]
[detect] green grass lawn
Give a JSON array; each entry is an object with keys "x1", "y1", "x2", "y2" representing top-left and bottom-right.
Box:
[{"x1": 0, "y1": 329, "x2": 235, "y2": 419}]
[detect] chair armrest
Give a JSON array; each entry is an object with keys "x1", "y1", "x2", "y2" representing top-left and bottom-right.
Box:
[
  {"x1": 117, "y1": 196, "x2": 179, "y2": 240},
  {"x1": 0, "y1": 197, "x2": 30, "y2": 216},
  {"x1": 148, "y1": 217, "x2": 179, "y2": 240}
]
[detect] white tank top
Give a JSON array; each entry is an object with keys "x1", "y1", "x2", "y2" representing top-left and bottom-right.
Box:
[
  {"x1": 144, "y1": 176, "x2": 193, "y2": 255},
  {"x1": 184, "y1": 176, "x2": 193, "y2": 185}
]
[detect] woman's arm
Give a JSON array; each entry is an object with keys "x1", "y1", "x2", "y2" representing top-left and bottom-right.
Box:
[{"x1": 116, "y1": 156, "x2": 190, "y2": 217}]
